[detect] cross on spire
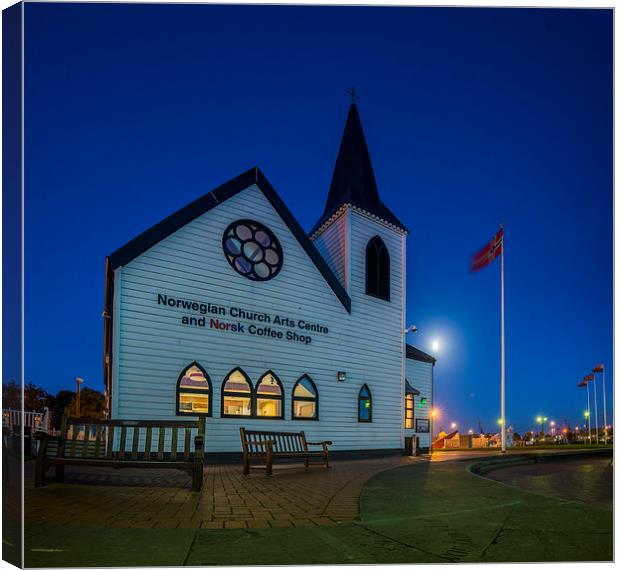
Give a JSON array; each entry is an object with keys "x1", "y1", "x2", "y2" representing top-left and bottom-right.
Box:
[{"x1": 346, "y1": 85, "x2": 359, "y2": 103}]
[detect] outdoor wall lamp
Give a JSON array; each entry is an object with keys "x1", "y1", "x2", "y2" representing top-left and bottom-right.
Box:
[{"x1": 337, "y1": 371, "x2": 346, "y2": 382}]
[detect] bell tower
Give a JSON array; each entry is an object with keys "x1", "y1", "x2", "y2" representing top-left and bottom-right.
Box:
[{"x1": 310, "y1": 102, "x2": 408, "y2": 303}]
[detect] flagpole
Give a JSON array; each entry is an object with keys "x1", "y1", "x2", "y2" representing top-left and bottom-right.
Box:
[
  {"x1": 602, "y1": 368, "x2": 607, "y2": 444},
  {"x1": 500, "y1": 226, "x2": 506, "y2": 453},
  {"x1": 593, "y1": 375, "x2": 599, "y2": 444},
  {"x1": 586, "y1": 381, "x2": 592, "y2": 444}
]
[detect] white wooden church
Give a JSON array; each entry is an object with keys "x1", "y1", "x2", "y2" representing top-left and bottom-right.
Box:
[{"x1": 102, "y1": 103, "x2": 435, "y2": 455}]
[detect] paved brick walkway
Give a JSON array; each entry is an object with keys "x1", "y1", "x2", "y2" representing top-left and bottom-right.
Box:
[{"x1": 25, "y1": 457, "x2": 407, "y2": 529}]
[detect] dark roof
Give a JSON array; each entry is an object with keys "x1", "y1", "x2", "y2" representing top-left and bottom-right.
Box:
[
  {"x1": 405, "y1": 380, "x2": 420, "y2": 395},
  {"x1": 406, "y1": 344, "x2": 437, "y2": 365},
  {"x1": 108, "y1": 167, "x2": 351, "y2": 313},
  {"x1": 310, "y1": 104, "x2": 408, "y2": 236}
]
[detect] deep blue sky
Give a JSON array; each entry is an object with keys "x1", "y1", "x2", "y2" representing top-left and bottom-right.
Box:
[{"x1": 20, "y1": 4, "x2": 612, "y2": 434}]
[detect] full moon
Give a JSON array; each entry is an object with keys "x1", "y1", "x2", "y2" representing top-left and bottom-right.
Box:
[{"x1": 431, "y1": 339, "x2": 440, "y2": 352}]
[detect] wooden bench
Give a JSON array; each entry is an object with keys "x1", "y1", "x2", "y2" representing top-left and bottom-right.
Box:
[
  {"x1": 35, "y1": 416, "x2": 206, "y2": 491},
  {"x1": 240, "y1": 428, "x2": 332, "y2": 476}
]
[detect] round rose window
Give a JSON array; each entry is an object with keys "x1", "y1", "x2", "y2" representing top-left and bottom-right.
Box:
[{"x1": 222, "y1": 220, "x2": 283, "y2": 281}]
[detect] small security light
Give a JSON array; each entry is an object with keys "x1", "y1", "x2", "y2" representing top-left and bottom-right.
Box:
[
  {"x1": 337, "y1": 371, "x2": 346, "y2": 382},
  {"x1": 404, "y1": 325, "x2": 418, "y2": 334}
]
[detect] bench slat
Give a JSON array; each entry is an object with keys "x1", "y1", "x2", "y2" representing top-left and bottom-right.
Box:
[
  {"x1": 131, "y1": 427, "x2": 140, "y2": 460},
  {"x1": 119, "y1": 426, "x2": 127, "y2": 460},
  {"x1": 184, "y1": 428, "x2": 191, "y2": 460},
  {"x1": 157, "y1": 428, "x2": 165, "y2": 461},
  {"x1": 171, "y1": 428, "x2": 178, "y2": 461},
  {"x1": 145, "y1": 427, "x2": 152, "y2": 461},
  {"x1": 107, "y1": 426, "x2": 115, "y2": 459}
]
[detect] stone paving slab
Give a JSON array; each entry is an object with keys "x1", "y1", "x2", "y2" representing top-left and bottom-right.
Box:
[
  {"x1": 25, "y1": 456, "x2": 405, "y2": 530},
  {"x1": 20, "y1": 449, "x2": 613, "y2": 566}
]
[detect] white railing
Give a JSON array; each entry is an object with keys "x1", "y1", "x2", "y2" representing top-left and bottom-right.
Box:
[{"x1": 3, "y1": 407, "x2": 50, "y2": 433}]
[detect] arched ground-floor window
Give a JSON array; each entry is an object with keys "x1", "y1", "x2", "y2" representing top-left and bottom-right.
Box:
[
  {"x1": 177, "y1": 362, "x2": 212, "y2": 416},
  {"x1": 221, "y1": 368, "x2": 253, "y2": 417},
  {"x1": 358, "y1": 384, "x2": 372, "y2": 422},
  {"x1": 292, "y1": 375, "x2": 318, "y2": 420}
]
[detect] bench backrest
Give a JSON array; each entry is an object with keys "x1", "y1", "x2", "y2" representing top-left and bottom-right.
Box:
[
  {"x1": 55, "y1": 417, "x2": 205, "y2": 462},
  {"x1": 240, "y1": 428, "x2": 308, "y2": 456}
]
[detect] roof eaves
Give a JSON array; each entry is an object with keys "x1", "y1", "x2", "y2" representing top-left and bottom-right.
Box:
[
  {"x1": 406, "y1": 343, "x2": 437, "y2": 365},
  {"x1": 108, "y1": 167, "x2": 351, "y2": 314}
]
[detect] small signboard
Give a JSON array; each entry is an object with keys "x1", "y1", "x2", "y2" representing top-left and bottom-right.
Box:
[{"x1": 415, "y1": 418, "x2": 430, "y2": 433}]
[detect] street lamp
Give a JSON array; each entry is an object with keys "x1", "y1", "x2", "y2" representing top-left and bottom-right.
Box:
[
  {"x1": 75, "y1": 377, "x2": 84, "y2": 417},
  {"x1": 450, "y1": 422, "x2": 457, "y2": 430},
  {"x1": 550, "y1": 420, "x2": 555, "y2": 437},
  {"x1": 536, "y1": 416, "x2": 548, "y2": 441}
]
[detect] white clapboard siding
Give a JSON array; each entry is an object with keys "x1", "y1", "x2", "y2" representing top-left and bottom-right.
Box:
[
  {"x1": 405, "y1": 357, "x2": 433, "y2": 448},
  {"x1": 113, "y1": 184, "x2": 407, "y2": 452},
  {"x1": 312, "y1": 209, "x2": 347, "y2": 289}
]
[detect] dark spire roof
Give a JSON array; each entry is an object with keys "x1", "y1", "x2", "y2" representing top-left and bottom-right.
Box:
[{"x1": 310, "y1": 103, "x2": 408, "y2": 236}]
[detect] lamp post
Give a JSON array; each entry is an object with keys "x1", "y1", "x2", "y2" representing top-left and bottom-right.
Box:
[
  {"x1": 584, "y1": 411, "x2": 590, "y2": 444},
  {"x1": 550, "y1": 420, "x2": 555, "y2": 438},
  {"x1": 75, "y1": 377, "x2": 84, "y2": 417}
]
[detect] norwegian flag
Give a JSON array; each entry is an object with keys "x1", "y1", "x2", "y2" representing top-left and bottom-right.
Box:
[
  {"x1": 577, "y1": 380, "x2": 588, "y2": 388},
  {"x1": 593, "y1": 364, "x2": 604, "y2": 373},
  {"x1": 583, "y1": 373, "x2": 594, "y2": 382},
  {"x1": 471, "y1": 227, "x2": 503, "y2": 273}
]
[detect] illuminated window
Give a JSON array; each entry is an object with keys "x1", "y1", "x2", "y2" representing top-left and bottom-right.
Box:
[
  {"x1": 292, "y1": 375, "x2": 318, "y2": 420},
  {"x1": 405, "y1": 394, "x2": 414, "y2": 429},
  {"x1": 177, "y1": 362, "x2": 212, "y2": 416},
  {"x1": 222, "y1": 368, "x2": 253, "y2": 417},
  {"x1": 366, "y1": 236, "x2": 390, "y2": 301},
  {"x1": 255, "y1": 371, "x2": 284, "y2": 419},
  {"x1": 358, "y1": 384, "x2": 372, "y2": 422},
  {"x1": 222, "y1": 220, "x2": 283, "y2": 281}
]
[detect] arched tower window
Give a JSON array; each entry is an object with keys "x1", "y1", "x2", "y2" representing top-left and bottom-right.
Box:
[
  {"x1": 255, "y1": 371, "x2": 284, "y2": 419},
  {"x1": 358, "y1": 384, "x2": 372, "y2": 422},
  {"x1": 366, "y1": 236, "x2": 390, "y2": 301},
  {"x1": 177, "y1": 362, "x2": 212, "y2": 416},
  {"x1": 292, "y1": 375, "x2": 319, "y2": 420},
  {"x1": 221, "y1": 368, "x2": 253, "y2": 417}
]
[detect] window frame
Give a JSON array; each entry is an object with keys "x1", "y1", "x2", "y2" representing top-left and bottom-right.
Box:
[
  {"x1": 291, "y1": 374, "x2": 319, "y2": 421},
  {"x1": 358, "y1": 384, "x2": 373, "y2": 423},
  {"x1": 221, "y1": 367, "x2": 254, "y2": 419},
  {"x1": 365, "y1": 236, "x2": 391, "y2": 302},
  {"x1": 405, "y1": 393, "x2": 414, "y2": 429},
  {"x1": 176, "y1": 361, "x2": 213, "y2": 417},
  {"x1": 254, "y1": 370, "x2": 285, "y2": 420}
]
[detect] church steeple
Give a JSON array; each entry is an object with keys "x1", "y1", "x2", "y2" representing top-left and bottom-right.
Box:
[
  {"x1": 310, "y1": 102, "x2": 407, "y2": 236},
  {"x1": 324, "y1": 103, "x2": 381, "y2": 216}
]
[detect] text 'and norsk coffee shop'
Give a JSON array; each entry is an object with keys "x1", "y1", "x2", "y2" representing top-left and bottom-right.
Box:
[{"x1": 102, "y1": 103, "x2": 435, "y2": 458}]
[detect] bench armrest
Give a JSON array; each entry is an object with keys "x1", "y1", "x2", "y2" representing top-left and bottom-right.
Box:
[{"x1": 306, "y1": 441, "x2": 332, "y2": 446}]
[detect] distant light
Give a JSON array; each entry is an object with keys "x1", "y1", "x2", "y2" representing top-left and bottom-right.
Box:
[
  {"x1": 431, "y1": 340, "x2": 440, "y2": 352},
  {"x1": 584, "y1": 411, "x2": 590, "y2": 418},
  {"x1": 450, "y1": 422, "x2": 457, "y2": 429},
  {"x1": 468, "y1": 429, "x2": 474, "y2": 435},
  {"x1": 550, "y1": 421, "x2": 555, "y2": 427},
  {"x1": 498, "y1": 418, "x2": 503, "y2": 425}
]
